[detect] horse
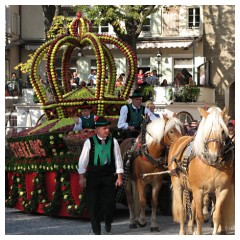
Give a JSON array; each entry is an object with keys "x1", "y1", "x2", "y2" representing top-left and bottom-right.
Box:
[
  {"x1": 120, "y1": 114, "x2": 183, "y2": 232},
  {"x1": 168, "y1": 106, "x2": 234, "y2": 235}
]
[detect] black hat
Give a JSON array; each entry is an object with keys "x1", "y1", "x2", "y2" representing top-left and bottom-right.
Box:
[
  {"x1": 94, "y1": 116, "x2": 111, "y2": 127},
  {"x1": 80, "y1": 101, "x2": 92, "y2": 109},
  {"x1": 129, "y1": 90, "x2": 142, "y2": 99}
]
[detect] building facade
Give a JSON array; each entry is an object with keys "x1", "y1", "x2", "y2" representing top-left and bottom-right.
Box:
[{"x1": 5, "y1": 5, "x2": 235, "y2": 131}]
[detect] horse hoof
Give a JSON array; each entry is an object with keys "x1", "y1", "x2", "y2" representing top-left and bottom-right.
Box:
[
  {"x1": 135, "y1": 220, "x2": 147, "y2": 228},
  {"x1": 129, "y1": 223, "x2": 138, "y2": 229},
  {"x1": 150, "y1": 227, "x2": 159, "y2": 232}
]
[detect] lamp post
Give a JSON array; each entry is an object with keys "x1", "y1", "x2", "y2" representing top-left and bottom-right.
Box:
[{"x1": 157, "y1": 50, "x2": 162, "y2": 84}]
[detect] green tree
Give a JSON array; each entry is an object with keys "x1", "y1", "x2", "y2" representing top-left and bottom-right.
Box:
[
  {"x1": 42, "y1": 5, "x2": 62, "y2": 38},
  {"x1": 75, "y1": 5, "x2": 159, "y2": 53}
]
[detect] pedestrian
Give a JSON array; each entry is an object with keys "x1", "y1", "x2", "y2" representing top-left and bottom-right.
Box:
[
  {"x1": 72, "y1": 102, "x2": 96, "y2": 131},
  {"x1": 72, "y1": 71, "x2": 80, "y2": 86},
  {"x1": 117, "y1": 89, "x2": 158, "y2": 138},
  {"x1": 7, "y1": 72, "x2": 19, "y2": 96},
  {"x1": 137, "y1": 69, "x2": 144, "y2": 86},
  {"x1": 183, "y1": 122, "x2": 191, "y2": 135},
  {"x1": 88, "y1": 69, "x2": 96, "y2": 87},
  {"x1": 160, "y1": 79, "x2": 168, "y2": 87},
  {"x1": 227, "y1": 121, "x2": 235, "y2": 142},
  {"x1": 145, "y1": 100, "x2": 160, "y2": 118},
  {"x1": 115, "y1": 74, "x2": 124, "y2": 87},
  {"x1": 173, "y1": 70, "x2": 186, "y2": 86},
  {"x1": 78, "y1": 116, "x2": 124, "y2": 235},
  {"x1": 145, "y1": 70, "x2": 158, "y2": 86},
  {"x1": 188, "y1": 120, "x2": 199, "y2": 136}
]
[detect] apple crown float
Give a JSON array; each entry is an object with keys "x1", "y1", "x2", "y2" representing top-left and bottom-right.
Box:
[{"x1": 30, "y1": 12, "x2": 137, "y2": 121}]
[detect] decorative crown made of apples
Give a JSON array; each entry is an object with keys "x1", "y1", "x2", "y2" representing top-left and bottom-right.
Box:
[{"x1": 30, "y1": 12, "x2": 137, "y2": 120}]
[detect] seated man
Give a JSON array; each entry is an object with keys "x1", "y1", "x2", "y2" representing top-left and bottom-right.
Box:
[
  {"x1": 117, "y1": 90, "x2": 158, "y2": 138},
  {"x1": 73, "y1": 102, "x2": 96, "y2": 131}
]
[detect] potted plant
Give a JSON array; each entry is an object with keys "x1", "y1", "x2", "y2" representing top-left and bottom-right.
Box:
[
  {"x1": 174, "y1": 85, "x2": 200, "y2": 102},
  {"x1": 139, "y1": 85, "x2": 156, "y2": 102}
]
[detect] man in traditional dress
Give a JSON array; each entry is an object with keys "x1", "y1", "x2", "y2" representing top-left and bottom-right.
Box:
[
  {"x1": 73, "y1": 102, "x2": 96, "y2": 131},
  {"x1": 117, "y1": 90, "x2": 158, "y2": 138},
  {"x1": 78, "y1": 116, "x2": 124, "y2": 235}
]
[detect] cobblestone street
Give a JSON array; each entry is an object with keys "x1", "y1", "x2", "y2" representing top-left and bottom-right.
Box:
[{"x1": 5, "y1": 205, "x2": 234, "y2": 235}]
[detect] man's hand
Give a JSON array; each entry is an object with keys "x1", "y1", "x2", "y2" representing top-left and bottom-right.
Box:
[
  {"x1": 128, "y1": 126, "x2": 135, "y2": 132},
  {"x1": 79, "y1": 174, "x2": 86, "y2": 189},
  {"x1": 115, "y1": 173, "x2": 123, "y2": 187}
]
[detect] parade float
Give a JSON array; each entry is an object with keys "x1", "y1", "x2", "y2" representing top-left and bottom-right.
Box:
[{"x1": 5, "y1": 13, "x2": 137, "y2": 217}]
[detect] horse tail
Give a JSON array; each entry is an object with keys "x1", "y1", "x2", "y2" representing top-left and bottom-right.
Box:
[{"x1": 221, "y1": 183, "x2": 235, "y2": 232}]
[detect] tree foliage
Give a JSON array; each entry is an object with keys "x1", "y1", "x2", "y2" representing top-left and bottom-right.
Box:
[
  {"x1": 42, "y1": 5, "x2": 62, "y2": 38},
  {"x1": 74, "y1": 5, "x2": 159, "y2": 52}
]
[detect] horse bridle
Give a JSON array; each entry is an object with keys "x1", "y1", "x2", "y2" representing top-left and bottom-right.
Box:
[
  {"x1": 203, "y1": 131, "x2": 228, "y2": 163},
  {"x1": 139, "y1": 118, "x2": 167, "y2": 166}
]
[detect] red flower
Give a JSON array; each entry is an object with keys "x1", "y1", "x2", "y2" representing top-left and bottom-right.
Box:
[
  {"x1": 61, "y1": 186, "x2": 66, "y2": 191},
  {"x1": 58, "y1": 144, "x2": 63, "y2": 148},
  {"x1": 94, "y1": 116, "x2": 99, "y2": 122}
]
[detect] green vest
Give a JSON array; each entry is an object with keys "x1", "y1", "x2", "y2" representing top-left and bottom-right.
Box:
[
  {"x1": 80, "y1": 114, "x2": 95, "y2": 129},
  {"x1": 92, "y1": 135, "x2": 112, "y2": 166},
  {"x1": 127, "y1": 104, "x2": 145, "y2": 129}
]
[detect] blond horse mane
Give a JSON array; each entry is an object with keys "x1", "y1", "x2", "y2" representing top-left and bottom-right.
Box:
[
  {"x1": 193, "y1": 106, "x2": 229, "y2": 157},
  {"x1": 145, "y1": 118, "x2": 165, "y2": 147},
  {"x1": 164, "y1": 116, "x2": 183, "y2": 136}
]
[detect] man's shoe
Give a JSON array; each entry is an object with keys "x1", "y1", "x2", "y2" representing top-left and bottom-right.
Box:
[{"x1": 105, "y1": 223, "x2": 111, "y2": 233}]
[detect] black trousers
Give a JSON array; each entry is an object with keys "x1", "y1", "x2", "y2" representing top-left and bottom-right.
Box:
[{"x1": 86, "y1": 173, "x2": 115, "y2": 234}]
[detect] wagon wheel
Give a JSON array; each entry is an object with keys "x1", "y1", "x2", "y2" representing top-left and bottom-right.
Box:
[{"x1": 177, "y1": 111, "x2": 193, "y2": 124}]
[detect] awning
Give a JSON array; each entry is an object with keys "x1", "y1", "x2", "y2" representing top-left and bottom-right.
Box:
[
  {"x1": 83, "y1": 40, "x2": 193, "y2": 50},
  {"x1": 136, "y1": 41, "x2": 193, "y2": 49}
]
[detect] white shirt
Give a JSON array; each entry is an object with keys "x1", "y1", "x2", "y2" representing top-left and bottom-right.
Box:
[
  {"x1": 78, "y1": 135, "x2": 124, "y2": 174},
  {"x1": 88, "y1": 74, "x2": 96, "y2": 85},
  {"x1": 73, "y1": 115, "x2": 96, "y2": 131},
  {"x1": 117, "y1": 104, "x2": 158, "y2": 130}
]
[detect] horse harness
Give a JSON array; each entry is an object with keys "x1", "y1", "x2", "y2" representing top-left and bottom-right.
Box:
[
  {"x1": 168, "y1": 135, "x2": 235, "y2": 220},
  {"x1": 137, "y1": 116, "x2": 168, "y2": 167}
]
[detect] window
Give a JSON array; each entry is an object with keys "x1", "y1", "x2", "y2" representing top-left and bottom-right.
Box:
[
  {"x1": 11, "y1": 12, "x2": 20, "y2": 35},
  {"x1": 188, "y1": 7, "x2": 200, "y2": 29},
  {"x1": 197, "y1": 61, "x2": 210, "y2": 86},
  {"x1": 142, "y1": 16, "x2": 151, "y2": 32},
  {"x1": 173, "y1": 58, "x2": 192, "y2": 81},
  {"x1": 90, "y1": 59, "x2": 97, "y2": 69},
  {"x1": 137, "y1": 58, "x2": 150, "y2": 67},
  {"x1": 91, "y1": 20, "x2": 109, "y2": 34}
]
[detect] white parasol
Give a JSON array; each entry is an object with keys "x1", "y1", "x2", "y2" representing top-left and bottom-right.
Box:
[{"x1": 26, "y1": 112, "x2": 32, "y2": 128}]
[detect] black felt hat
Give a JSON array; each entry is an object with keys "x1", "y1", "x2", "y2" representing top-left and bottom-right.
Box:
[
  {"x1": 80, "y1": 101, "x2": 92, "y2": 109},
  {"x1": 129, "y1": 90, "x2": 142, "y2": 99},
  {"x1": 94, "y1": 116, "x2": 111, "y2": 127}
]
